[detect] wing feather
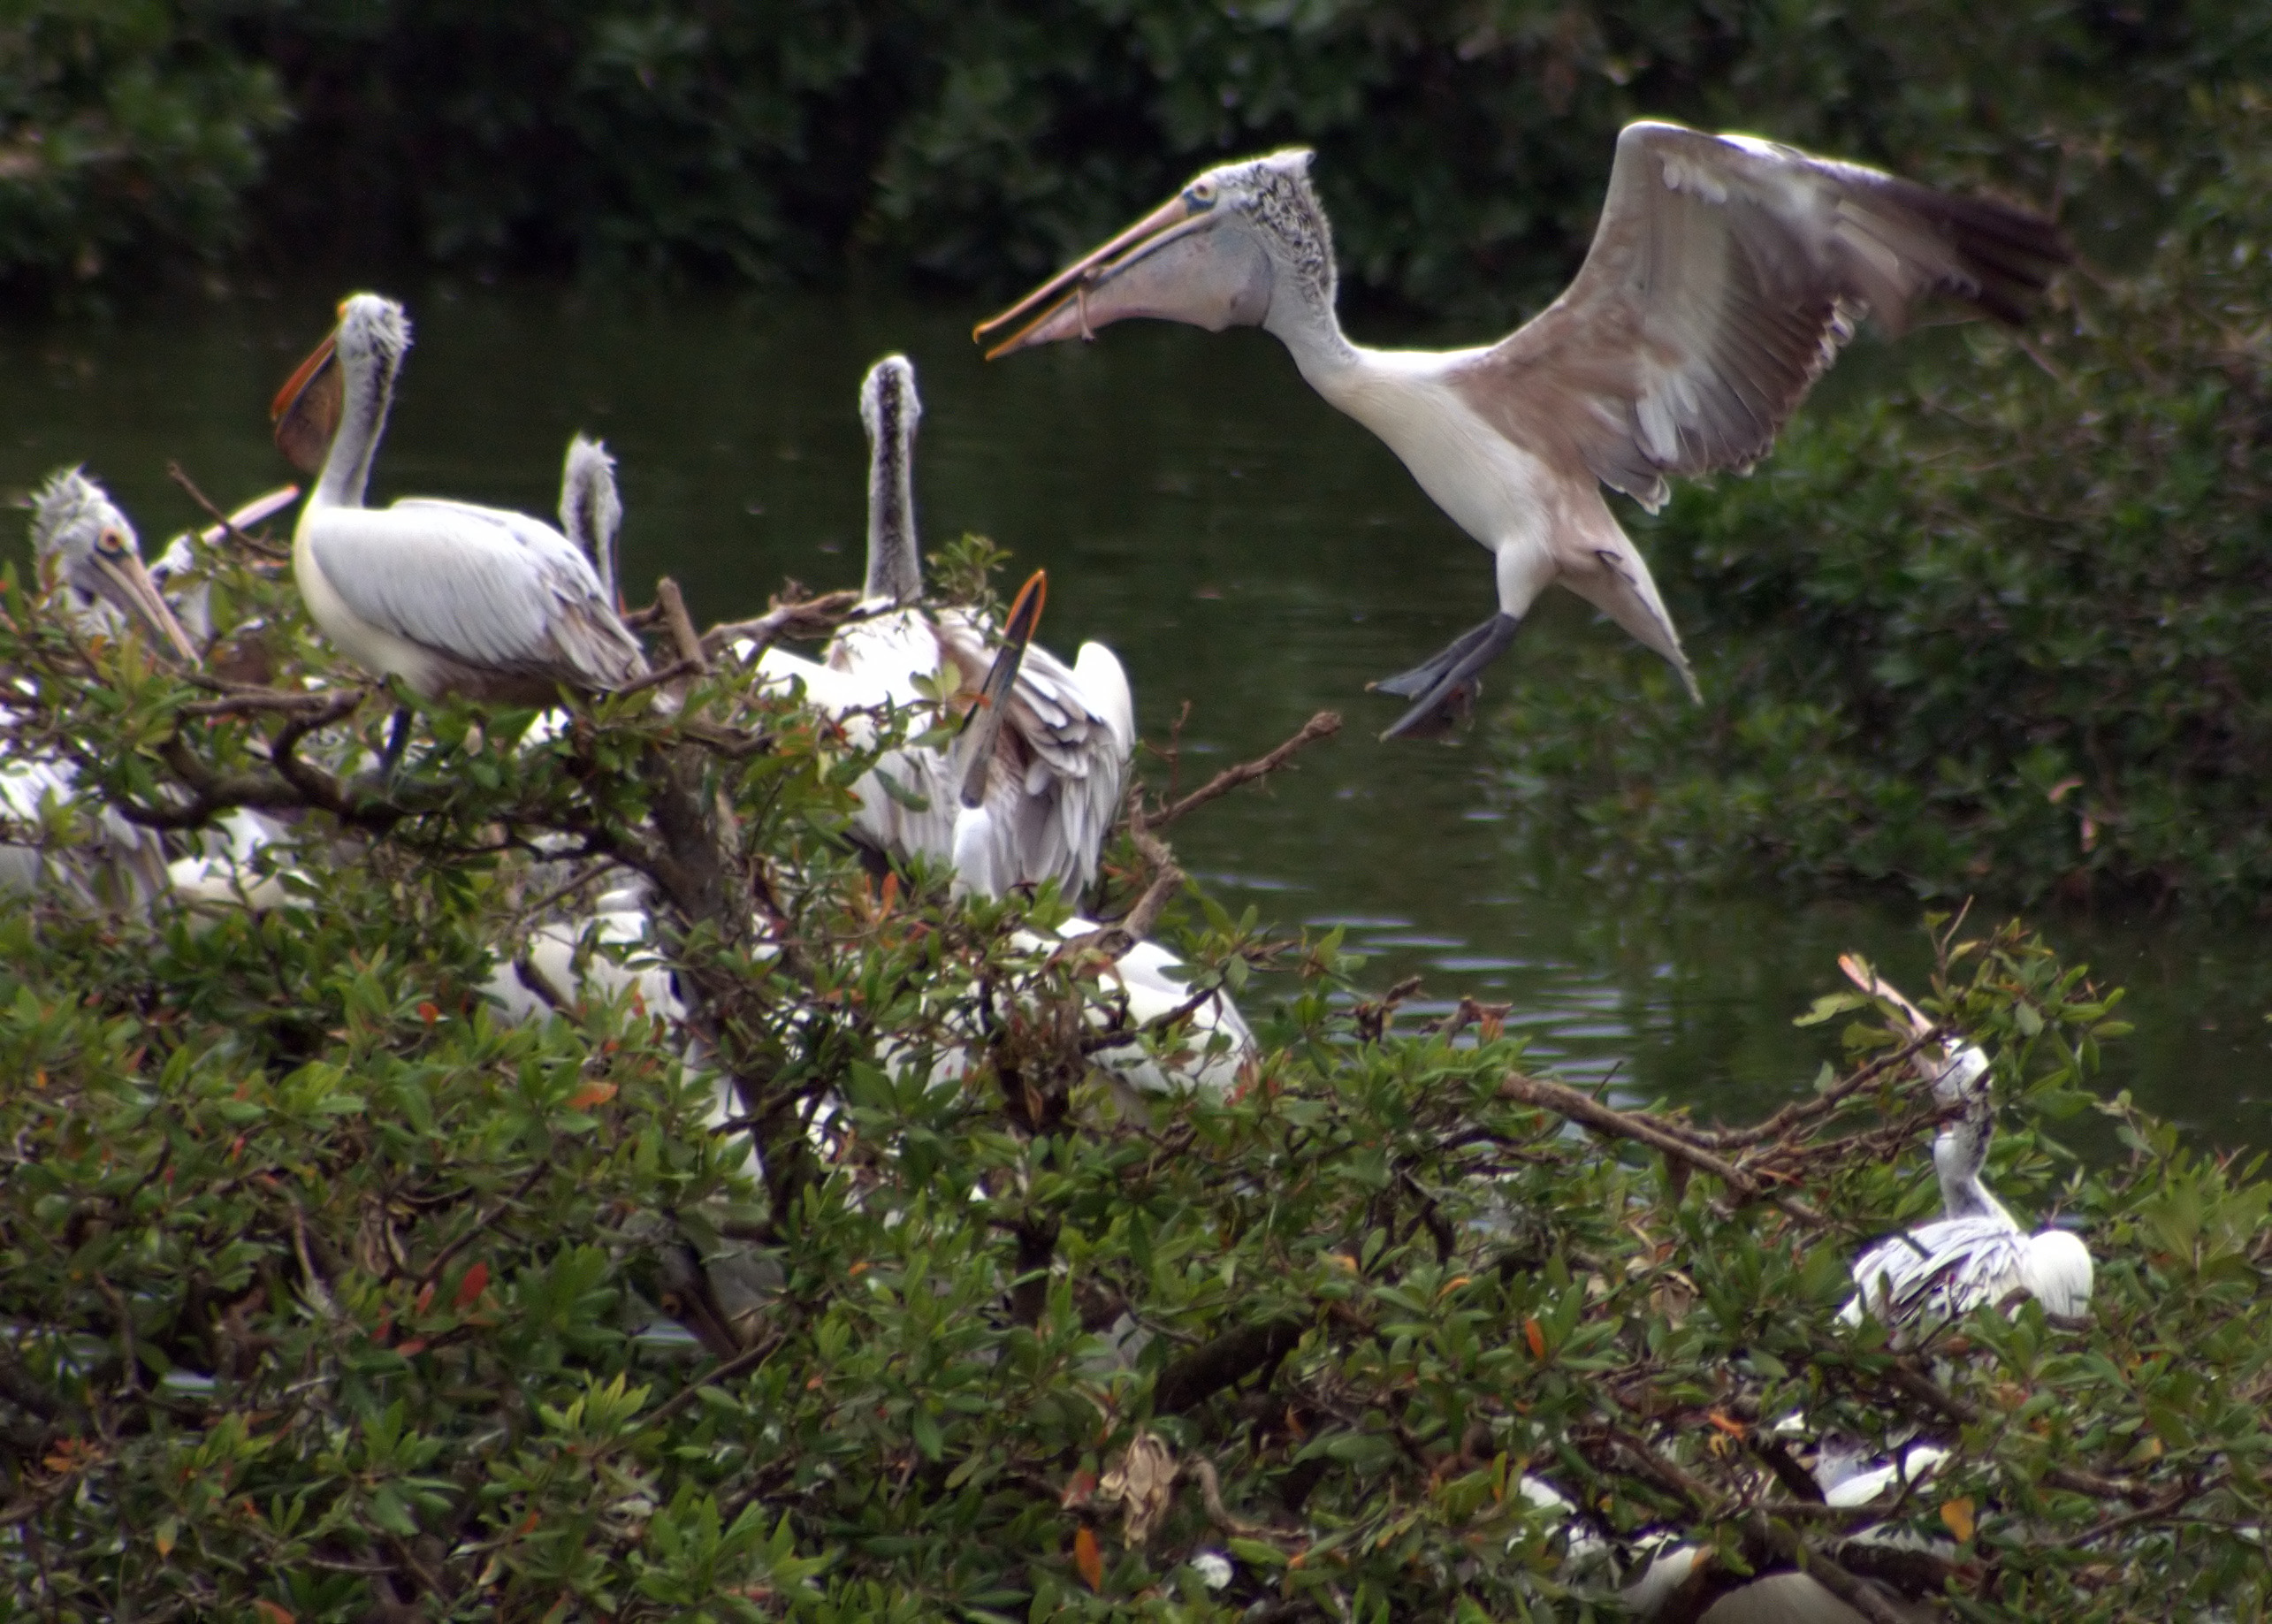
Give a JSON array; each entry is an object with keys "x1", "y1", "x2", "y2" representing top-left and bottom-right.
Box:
[
  {"x1": 1454, "y1": 119, "x2": 2066, "y2": 508},
  {"x1": 309, "y1": 499, "x2": 646, "y2": 690}
]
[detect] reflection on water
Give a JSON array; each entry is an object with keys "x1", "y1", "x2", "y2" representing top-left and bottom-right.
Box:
[{"x1": 4, "y1": 283, "x2": 2268, "y2": 1148}]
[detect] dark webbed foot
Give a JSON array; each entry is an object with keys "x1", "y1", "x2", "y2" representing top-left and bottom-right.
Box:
[{"x1": 1369, "y1": 613, "x2": 1521, "y2": 740}]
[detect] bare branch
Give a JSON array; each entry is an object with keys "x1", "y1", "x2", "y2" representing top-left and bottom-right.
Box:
[{"x1": 1147, "y1": 711, "x2": 1342, "y2": 830}]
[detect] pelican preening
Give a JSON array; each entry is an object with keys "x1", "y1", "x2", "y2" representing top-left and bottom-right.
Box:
[
  {"x1": 757, "y1": 355, "x2": 1135, "y2": 901},
  {"x1": 271, "y1": 294, "x2": 650, "y2": 707},
  {"x1": 1838, "y1": 960, "x2": 2094, "y2": 1333},
  {"x1": 559, "y1": 433, "x2": 623, "y2": 607},
  {"x1": 976, "y1": 120, "x2": 2070, "y2": 736}
]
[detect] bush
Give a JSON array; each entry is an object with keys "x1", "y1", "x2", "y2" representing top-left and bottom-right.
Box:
[
  {"x1": 0, "y1": 2, "x2": 286, "y2": 299},
  {"x1": 2, "y1": 519, "x2": 2266, "y2": 1619},
  {"x1": 1491, "y1": 86, "x2": 2272, "y2": 913}
]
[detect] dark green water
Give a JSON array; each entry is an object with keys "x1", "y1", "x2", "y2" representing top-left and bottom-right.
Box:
[{"x1": 4, "y1": 283, "x2": 2268, "y2": 1148}]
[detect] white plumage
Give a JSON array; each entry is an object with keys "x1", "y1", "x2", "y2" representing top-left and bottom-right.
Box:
[
  {"x1": 1837, "y1": 961, "x2": 2093, "y2": 1335},
  {"x1": 978, "y1": 122, "x2": 2067, "y2": 736},
  {"x1": 273, "y1": 294, "x2": 649, "y2": 705},
  {"x1": 754, "y1": 355, "x2": 1132, "y2": 899}
]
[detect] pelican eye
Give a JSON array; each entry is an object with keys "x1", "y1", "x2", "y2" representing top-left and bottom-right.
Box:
[
  {"x1": 96, "y1": 527, "x2": 128, "y2": 555},
  {"x1": 1186, "y1": 179, "x2": 1218, "y2": 210}
]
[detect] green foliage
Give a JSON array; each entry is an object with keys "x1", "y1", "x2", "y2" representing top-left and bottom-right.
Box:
[
  {"x1": 0, "y1": 1, "x2": 287, "y2": 297},
  {"x1": 3, "y1": 536, "x2": 2268, "y2": 1618},
  {"x1": 1494, "y1": 85, "x2": 2272, "y2": 911}
]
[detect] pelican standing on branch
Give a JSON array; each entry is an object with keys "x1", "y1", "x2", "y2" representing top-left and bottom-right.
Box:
[
  {"x1": 757, "y1": 355, "x2": 1133, "y2": 899},
  {"x1": 270, "y1": 295, "x2": 649, "y2": 746},
  {"x1": 975, "y1": 121, "x2": 2070, "y2": 736}
]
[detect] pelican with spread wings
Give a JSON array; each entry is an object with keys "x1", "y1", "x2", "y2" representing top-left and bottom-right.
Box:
[{"x1": 976, "y1": 121, "x2": 2069, "y2": 737}]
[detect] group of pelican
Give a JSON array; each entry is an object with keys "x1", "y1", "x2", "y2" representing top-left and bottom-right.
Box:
[{"x1": 11, "y1": 116, "x2": 2096, "y2": 1609}]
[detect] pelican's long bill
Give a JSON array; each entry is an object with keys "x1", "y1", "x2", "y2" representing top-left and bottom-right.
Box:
[
  {"x1": 89, "y1": 530, "x2": 200, "y2": 663},
  {"x1": 972, "y1": 173, "x2": 1276, "y2": 359},
  {"x1": 271, "y1": 331, "x2": 344, "y2": 477},
  {"x1": 955, "y1": 569, "x2": 1048, "y2": 808}
]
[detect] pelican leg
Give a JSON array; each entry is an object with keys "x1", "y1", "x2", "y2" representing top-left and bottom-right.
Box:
[
  {"x1": 1371, "y1": 613, "x2": 1520, "y2": 740},
  {"x1": 376, "y1": 705, "x2": 416, "y2": 781}
]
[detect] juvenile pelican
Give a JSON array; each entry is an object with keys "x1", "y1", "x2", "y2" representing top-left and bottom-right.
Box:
[
  {"x1": 4, "y1": 471, "x2": 194, "y2": 906},
  {"x1": 1837, "y1": 963, "x2": 2093, "y2": 1333},
  {"x1": 949, "y1": 571, "x2": 1254, "y2": 1096},
  {"x1": 271, "y1": 294, "x2": 649, "y2": 706},
  {"x1": 757, "y1": 355, "x2": 1133, "y2": 898},
  {"x1": 27, "y1": 469, "x2": 200, "y2": 661},
  {"x1": 976, "y1": 122, "x2": 2070, "y2": 736},
  {"x1": 558, "y1": 434, "x2": 622, "y2": 607}
]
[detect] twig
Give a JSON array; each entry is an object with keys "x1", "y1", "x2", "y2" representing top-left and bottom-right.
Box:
[
  {"x1": 654, "y1": 578, "x2": 707, "y2": 672},
  {"x1": 1187, "y1": 1458, "x2": 1280, "y2": 1538},
  {"x1": 615, "y1": 657, "x2": 705, "y2": 698},
  {"x1": 702, "y1": 590, "x2": 862, "y2": 660},
  {"x1": 414, "y1": 1157, "x2": 554, "y2": 1294},
  {"x1": 164, "y1": 462, "x2": 292, "y2": 560},
  {"x1": 1498, "y1": 1071, "x2": 1814, "y2": 1216},
  {"x1": 645, "y1": 1334, "x2": 779, "y2": 1428},
  {"x1": 178, "y1": 689, "x2": 368, "y2": 719},
  {"x1": 1147, "y1": 711, "x2": 1342, "y2": 830}
]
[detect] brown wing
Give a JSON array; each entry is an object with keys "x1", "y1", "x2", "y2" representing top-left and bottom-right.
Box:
[{"x1": 1452, "y1": 120, "x2": 2069, "y2": 510}]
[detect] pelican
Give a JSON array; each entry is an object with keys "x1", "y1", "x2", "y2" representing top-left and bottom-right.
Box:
[
  {"x1": 25, "y1": 469, "x2": 200, "y2": 661},
  {"x1": 4, "y1": 470, "x2": 196, "y2": 906},
  {"x1": 756, "y1": 355, "x2": 1133, "y2": 899},
  {"x1": 558, "y1": 434, "x2": 622, "y2": 606},
  {"x1": 1838, "y1": 964, "x2": 2093, "y2": 1333},
  {"x1": 948, "y1": 571, "x2": 1254, "y2": 1097},
  {"x1": 270, "y1": 294, "x2": 649, "y2": 712},
  {"x1": 1620, "y1": 1442, "x2": 1949, "y2": 1622},
  {"x1": 975, "y1": 122, "x2": 2070, "y2": 736}
]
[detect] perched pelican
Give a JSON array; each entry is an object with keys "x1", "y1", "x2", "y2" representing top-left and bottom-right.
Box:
[
  {"x1": 949, "y1": 571, "x2": 1254, "y2": 1097},
  {"x1": 975, "y1": 123, "x2": 2070, "y2": 736},
  {"x1": 270, "y1": 294, "x2": 649, "y2": 707},
  {"x1": 1620, "y1": 1442, "x2": 1948, "y2": 1622},
  {"x1": 1838, "y1": 964, "x2": 2093, "y2": 1332},
  {"x1": 757, "y1": 355, "x2": 1132, "y2": 898},
  {"x1": 26, "y1": 469, "x2": 199, "y2": 661},
  {"x1": 4, "y1": 471, "x2": 196, "y2": 906},
  {"x1": 558, "y1": 434, "x2": 622, "y2": 607}
]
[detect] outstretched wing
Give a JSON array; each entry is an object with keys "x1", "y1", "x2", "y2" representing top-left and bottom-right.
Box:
[
  {"x1": 1849, "y1": 1213, "x2": 2023, "y2": 1325},
  {"x1": 309, "y1": 499, "x2": 647, "y2": 689},
  {"x1": 1452, "y1": 119, "x2": 2067, "y2": 509}
]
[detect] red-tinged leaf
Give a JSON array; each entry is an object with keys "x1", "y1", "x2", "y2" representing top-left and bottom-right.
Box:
[
  {"x1": 565, "y1": 1080, "x2": 616, "y2": 1110},
  {"x1": 454, "y1": 1261, "x2": 489, "y2": 1309},
  {"x1": 1060, "y1": 1470, "x2": 1098, "y2": 1509},
  {"x1": 416, "y1": 1001, "x2": 439, "y2": 1025},
  {"x1": 253, "y1": 1601, "x2": 295, "y2": 1624},
  {"x1": 1707, "y1": 1411, "x2": 1748, "y2": 1438},
  {"x1": 413, "y1": 1283, "x2": 435, "y2": 1316},
  {"x1": 1523, "y1": 1318, "x2": 1546, "y2": 1360},
  {"x1": 395, "y1": 1339, "x2": 427, "y2": 1357},
  {"x1": 516, "y1": 1511, "x2": 541, "y2": 1537},
  {"x1": 1073, "y1": 1526, "x2": 1103, "y2": 1592}
]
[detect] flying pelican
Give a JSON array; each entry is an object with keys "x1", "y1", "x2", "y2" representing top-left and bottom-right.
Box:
[
  {"x1": 270, "y1": 294, "x2": 650, "y2": 719},
  {"x1": 974, "y1": 122, "x2": 2070, "y2": 736},
  {"x1": 755, "y1": 354, "x2": 1133, "y2": 898},
  {"x1": 1836, "y1": 962, "x2": 2093, "y2": 1333}
]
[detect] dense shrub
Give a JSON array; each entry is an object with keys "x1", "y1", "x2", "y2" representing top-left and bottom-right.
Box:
[
  {"x1": 1492, "y1": 87, "x2": 2272, "y2": 913},
  {"x1": 2, "y1": 517, "x2": 2268, "y2": 1618}
]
